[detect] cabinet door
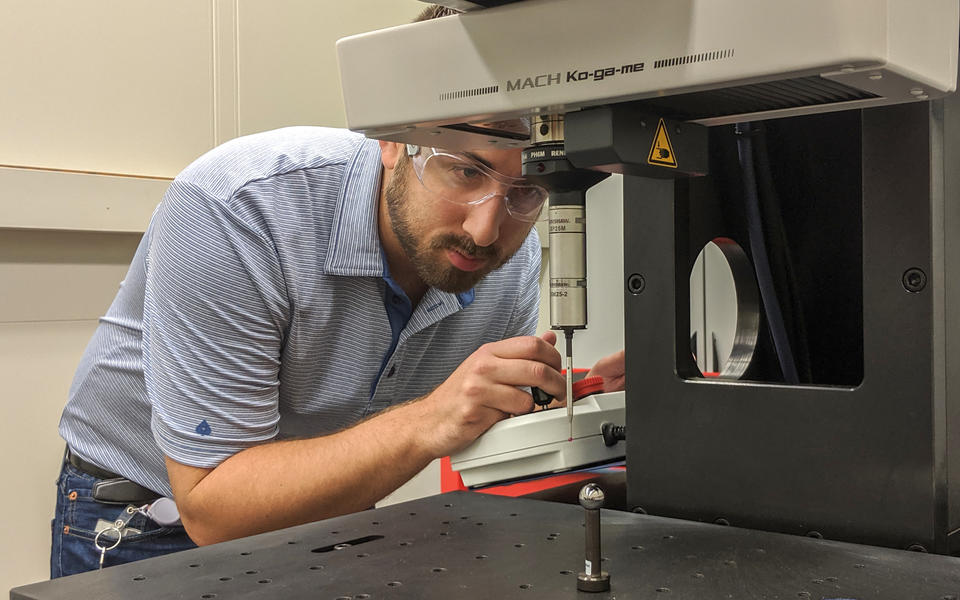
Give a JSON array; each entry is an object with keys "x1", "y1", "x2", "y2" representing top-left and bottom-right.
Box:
[
  {"x1": 0, "y1": 1, "x2": 216, "y2": 178},
  {"x1": 236, "y1": 0, "x2": 425, "y2": 136}
]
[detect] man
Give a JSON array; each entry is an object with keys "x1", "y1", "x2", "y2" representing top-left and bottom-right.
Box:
[
  {"x1": 53, "y1": 3, "x2": 625, "y2": 578},
  {"x1": 54, "y1": 125, "x2": 624, "y2": 575}
]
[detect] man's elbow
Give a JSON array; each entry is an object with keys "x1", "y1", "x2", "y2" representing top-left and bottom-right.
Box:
[
  {"x1": 176, "y1": 500, "x2": 239, "y2": 547},
  {"x1": 164, "y1": 456, "x2": 224, "y2": 545}
]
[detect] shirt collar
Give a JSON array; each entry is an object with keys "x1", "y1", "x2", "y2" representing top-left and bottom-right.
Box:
[
  {"x1": 324, "y1": 137, "x2": 386, "y2": 277},
  {"x1": 324, "y1": 137, "x2": 477, "y2": 309}
]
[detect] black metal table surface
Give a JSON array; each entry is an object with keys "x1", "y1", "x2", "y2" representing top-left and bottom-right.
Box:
[{"x1": 12, "y1": 491, "x2": 960, "y2": 599}]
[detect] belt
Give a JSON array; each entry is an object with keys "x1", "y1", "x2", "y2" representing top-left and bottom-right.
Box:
[{"x1": 66, "y1": 447, "x2": 162, "y2": 505}]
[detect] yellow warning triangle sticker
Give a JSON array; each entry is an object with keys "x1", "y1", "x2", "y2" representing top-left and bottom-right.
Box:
[{"x1": 648, "y1": 119, "x2": 678, "y2": 168}]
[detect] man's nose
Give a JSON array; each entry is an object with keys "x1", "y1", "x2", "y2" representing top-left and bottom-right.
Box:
[{"x1": 461, "y1": 192, "x2": 507, "y2": 248}]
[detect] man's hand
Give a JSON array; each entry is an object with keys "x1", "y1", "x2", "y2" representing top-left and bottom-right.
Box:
[
  {"x1": 414, "y1": 331, "x2": 564, "y2": 457},
  {"x1": 587, "y1": 349, "x2": 625, "y2": 393}
]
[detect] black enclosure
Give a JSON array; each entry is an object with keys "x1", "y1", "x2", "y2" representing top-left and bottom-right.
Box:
[{"x1": 624, "y1": 95, "x2": 960, "y2": 553}]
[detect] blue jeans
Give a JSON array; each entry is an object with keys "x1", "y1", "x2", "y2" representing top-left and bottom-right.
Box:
[{"x1": 51, "y1": 457, "x2": 197, "y2": 578}]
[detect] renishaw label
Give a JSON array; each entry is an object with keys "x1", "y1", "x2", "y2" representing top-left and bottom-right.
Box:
[
  {"x1": 549, "y1": 207, "x2": 586, "y2": 233},
  {"x1": 551, "y1": 280, "x2": 586, "y2": 289}
]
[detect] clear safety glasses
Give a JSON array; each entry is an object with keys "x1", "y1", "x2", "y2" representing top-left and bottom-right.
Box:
[{"x1": 407, "y1": 145, "x2": 547, "y2": 222}]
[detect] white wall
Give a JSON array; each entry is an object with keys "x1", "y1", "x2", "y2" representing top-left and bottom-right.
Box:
[
  {"x1": 1, "y1": 0, "x2": 425, "y2": 592},
  {"x1": 0, "y1": 1, "x2": 429, "y2": 178},
  {"x1": 0, "y1": 229, "x2": 142, "y2": 587}
]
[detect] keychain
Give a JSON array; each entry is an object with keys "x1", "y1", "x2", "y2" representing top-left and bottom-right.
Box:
[
  {"x1": 142, "y1": 497, "x2": 181, "y2": 526},
  {"x1": 92, "y1": 499, "x2": 181, "y2": 570},
  {"x1": 93, "y1": 505, "x2": 139, "y2": 570}
]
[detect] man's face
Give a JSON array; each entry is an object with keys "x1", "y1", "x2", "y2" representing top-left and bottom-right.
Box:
[{"x1": 384, "y1": 147, "x2": 536, "y2": 293}]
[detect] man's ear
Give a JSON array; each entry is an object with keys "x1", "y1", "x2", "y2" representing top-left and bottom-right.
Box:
[{"x1": 379, "y1": 141, "x2": 403, "y2": 171}]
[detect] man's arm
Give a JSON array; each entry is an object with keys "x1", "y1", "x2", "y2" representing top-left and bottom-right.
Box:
[{"x1": 167, "y1": 333, "x2": 564, "y2": 546}]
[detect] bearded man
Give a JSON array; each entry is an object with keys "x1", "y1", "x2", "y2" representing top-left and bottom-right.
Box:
[
  {"x1": 53, "y1": 121, "x2": 625, "y2": 577},
  {"x1": 52, "y1": 5, "x2": 626, "y2": 578}
]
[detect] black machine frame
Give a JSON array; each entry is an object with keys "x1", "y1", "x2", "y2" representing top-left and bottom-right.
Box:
[{"x1": 623, "y1": 93, "x2": 960, "y2": 553}]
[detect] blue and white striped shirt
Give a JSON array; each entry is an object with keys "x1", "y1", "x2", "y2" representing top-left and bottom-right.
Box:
[{"x1": 59, "y1": 127, "x2": 541, "y2": 497}]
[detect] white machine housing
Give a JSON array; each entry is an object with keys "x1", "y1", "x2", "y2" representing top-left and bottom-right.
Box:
[
  {"x1": 450, "y1": 391, "x2": 625, "y2": 487},
  {"x1": 337, "y1": 0, "x2": 958, "y2": 149}
]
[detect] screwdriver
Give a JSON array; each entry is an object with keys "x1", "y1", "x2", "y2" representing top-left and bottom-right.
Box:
[
  {"x1": 530, "y1": 328, "x2": 576, "y2": 442},
  {"x1": 564, "y1": 329, "x2": 575, "y2": 441}
]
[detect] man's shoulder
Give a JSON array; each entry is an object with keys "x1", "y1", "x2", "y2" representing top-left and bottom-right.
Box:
[{"x1": 176, "y1": 127, "x2": 371, "y2": 199}]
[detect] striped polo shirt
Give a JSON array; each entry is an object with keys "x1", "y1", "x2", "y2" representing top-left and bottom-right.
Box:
[{"x1": 59, "y1": 127, "x2": 541, "y2": 497}]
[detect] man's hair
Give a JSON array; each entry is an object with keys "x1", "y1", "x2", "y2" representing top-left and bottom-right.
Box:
[{"x1": 415, "y1": 4, "x2": 462, "y2": 22}]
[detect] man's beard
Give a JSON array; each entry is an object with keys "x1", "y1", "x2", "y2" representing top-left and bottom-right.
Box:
[{"x1": 384, "y1": 158, "x2": 507, "y2": 293}]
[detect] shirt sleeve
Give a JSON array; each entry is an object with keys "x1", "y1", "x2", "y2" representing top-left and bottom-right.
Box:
[
  {"x1": 143, "y1": 179, "x2": 290, "y2": 469},
  {"x1": 503, "y1": 227, "x2": 543, "y2": 339}
]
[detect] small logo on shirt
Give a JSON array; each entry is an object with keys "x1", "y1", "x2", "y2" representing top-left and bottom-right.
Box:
[
  {"x1": 426, "y1": 302, "x2": 442, "y2": 312},
  {"x1": 196, "y1": 420, "x2": 212, "y2": 436}
]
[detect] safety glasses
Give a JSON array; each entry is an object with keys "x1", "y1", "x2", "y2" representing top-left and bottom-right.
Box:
[{"x1": 406, "y1": 145, "x2": 547, "y2": 222}]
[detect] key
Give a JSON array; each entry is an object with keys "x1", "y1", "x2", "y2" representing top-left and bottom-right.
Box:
[
  {"x1": 94, "y1": 526, "x2": 121, "y2": 570},
  {"x1": 93, "y1": 505, "x2": 135, "y2": 570}
]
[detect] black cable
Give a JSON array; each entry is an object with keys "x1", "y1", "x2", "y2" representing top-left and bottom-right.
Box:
[
  {"x1": 752, "y1": 125, "x2": 812, "y2": 382},
  {"x1": 735, "y1": 122, "x2": 800, "y2": 384}
]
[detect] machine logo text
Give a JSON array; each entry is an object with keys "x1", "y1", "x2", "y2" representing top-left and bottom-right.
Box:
[
  {"x1": 506, "y1": 72, "x2": 562, "y2": 92},
  {"x1": 505, "y1": 61, "x2": 644, "y2": 92}
]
